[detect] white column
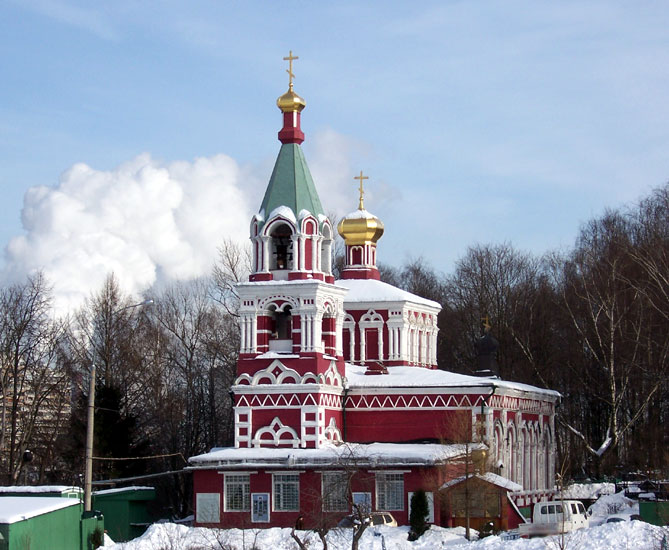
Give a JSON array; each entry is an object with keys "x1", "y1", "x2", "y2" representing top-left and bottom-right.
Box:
[
  {"x1": 387, "y1": 327, "x2": 394, "y2": 360},
  {"x1": 298, "y1": 235, "x2": 305, "y2": 271},
  {"x1": 261, "y1": 236, "x2": 270, "y2": 272},
  {"x1": 378, "y1": 327, "x2": 384, "y2": 361},
  {"x1": 359, "y1": 326, "x2": 366, "y2": 363},
  {"x1": 300, "y1": 315, "x2": 306, "y2": 352}
]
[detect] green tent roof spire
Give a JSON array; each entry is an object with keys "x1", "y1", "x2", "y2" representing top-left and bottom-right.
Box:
[{"x1": 259, "y1": 143, "x2": 324, "y2": 220}]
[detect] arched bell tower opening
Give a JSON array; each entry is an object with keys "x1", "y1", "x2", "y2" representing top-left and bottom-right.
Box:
[
  {"x1": 268, "y1": 304, "x2": 293, "y2": 353},
  {"x1": 270, "y1": 223, "x2": 294, "y2": 271}
]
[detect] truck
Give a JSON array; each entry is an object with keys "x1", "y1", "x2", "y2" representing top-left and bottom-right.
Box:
[{"x1": 517, "y1": 500, "x2": 589, "y2": 538}]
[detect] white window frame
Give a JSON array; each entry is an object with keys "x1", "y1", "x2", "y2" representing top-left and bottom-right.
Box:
[
  {"x1": 376, "y1": 473, "x2": 404, "y2": 511},
  {"x1": 273, "y1": 473, "x2": 300, "y2": 511},
  {"x1": 196, "y1": 493, "x2": 220, "y2": 524},
  {"x1": 408, "y1": 491, "x2": 434, "y2": 523},
  {"x1": 224, "y1": 473, "x2": 250, "y2": 512}
]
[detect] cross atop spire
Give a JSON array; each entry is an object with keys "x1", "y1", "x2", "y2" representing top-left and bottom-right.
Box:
[
  {"x1": 355, "y1": 170, "x2": 369, "y2": 210},
  {"x1": 283, "y1": 50, "x2": 299, "y2": 89}
]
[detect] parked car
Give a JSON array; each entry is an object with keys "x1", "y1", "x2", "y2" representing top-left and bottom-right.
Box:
[{"x1": 337, "y1": 512, "x2": 397, "y2": 528}]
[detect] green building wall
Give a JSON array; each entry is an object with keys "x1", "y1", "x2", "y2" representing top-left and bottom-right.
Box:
[
  {"x1": 1, "y1": 501, "x2": 81, "y2": 550},
  {"x1": 93, "y1": 487, "x2": 155, "y2": 542}
]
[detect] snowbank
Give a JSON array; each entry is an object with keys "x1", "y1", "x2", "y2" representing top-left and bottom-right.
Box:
[{"x1": 101, "y1": 521, "x2": 668, "y2": 550}]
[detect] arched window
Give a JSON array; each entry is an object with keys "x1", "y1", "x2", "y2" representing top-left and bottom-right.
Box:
[{"x1": 268, "y1": 304, "x2": 293, "y2": 353}]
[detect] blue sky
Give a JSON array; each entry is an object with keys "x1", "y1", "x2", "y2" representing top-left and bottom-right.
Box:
[{"x1": 1, "y1": 1, "x2": 668, "y2": 311}]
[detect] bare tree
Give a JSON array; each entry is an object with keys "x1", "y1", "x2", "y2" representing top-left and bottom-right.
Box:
[{"x1": 0, "y1": 272, "x2": 68, "y2": 483}]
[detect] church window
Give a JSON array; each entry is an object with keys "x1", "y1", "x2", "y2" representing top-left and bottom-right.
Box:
[
  {"x1": 225, "y1": 474, "x2": 250, "y2": 511},
  {"x1": 376, "y1": 473, "x2": 404, "y2": 511},
  {"x1": 270, "y1": 305, "x2": 292, "y2": 340},
  {"x1": 273, "y1": 473, "x2": 300, "y2": 511},
  {"x1": 270, "y1": 223, "x2": 293, "y2": 270},
  {"x1": 322, "y1": 472, "x2": 348, "y2": 511}
]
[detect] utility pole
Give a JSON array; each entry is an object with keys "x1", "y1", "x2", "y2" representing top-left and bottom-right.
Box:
[{"x1": 83, "y1": 298, "x2": 153, "y2": 512}]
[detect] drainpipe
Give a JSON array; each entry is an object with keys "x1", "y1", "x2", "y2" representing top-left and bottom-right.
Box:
[{"x1": 342, "y1": 382, "x2": 350, "y2": 440}]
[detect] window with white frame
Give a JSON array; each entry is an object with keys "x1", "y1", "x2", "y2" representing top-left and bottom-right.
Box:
[
  {"x1": 273, "y1": 473, "x2": 300, "y2": 511},
  {"x1": 322, "y1": 472, "x2": 348, "y2": 511},
  {"x1": 225, "y1": 474, "x2": 250, "y2": 511},
  {"x1": 376, "y1": 473, "x2": 404, "y2": 511}
]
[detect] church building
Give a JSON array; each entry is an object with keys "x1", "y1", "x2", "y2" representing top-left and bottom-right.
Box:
[{"x1": 189, "y1": 54, "x2": 560, "y2": 529}]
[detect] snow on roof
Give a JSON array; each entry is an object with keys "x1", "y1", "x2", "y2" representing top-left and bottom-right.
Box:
[
  {"x1": 335, "y1": 279, "x2": 441, "y2": 309},
  {"x1": 345, "y1": 364, "x2": 560, "y2": 398},
  {"x1": 441, "y1": 472, "x2": 522, "y2": 492},
  {"x1": 0, "y1": 485, "x2": 81, "y2": 494},
  {"x1": 94, "y1": 486, "x2": 155, "y2": 496},
  {"x1": 562, "y1": 482, "x2": 616, "y2": 499},
  {"x1": 0, "y1": 497, "x2": 79, "y2": 524},
  {"x1": 343, "y1": 208, "x2": 379, "y2": 220},
  {"x1": 189, "y1": 442, "x2": 479, "y2": 468}
]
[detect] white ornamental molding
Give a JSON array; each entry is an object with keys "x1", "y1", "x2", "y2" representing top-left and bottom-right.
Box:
[
  {"x1": 234, "y1": 359, "x2": 343, "y2": 388},
  {"x1": 252, "y1": 417, "x2": 300, "y2": 448},
  {"x1": 346, "y1": 393, "x2": 476, "y2": 410},
  {"x1": 235, "y1": 391, "x2": 343, "y2": 409},
  {"x1": 319, "y1": 361, "x2": 344, "y2": 387},
  {"x1": 324, "y1": 418, "x2": 342, "y2": 443},
  {"x1": 258, "y1": 294, "x2": 299, "y2": 311}
]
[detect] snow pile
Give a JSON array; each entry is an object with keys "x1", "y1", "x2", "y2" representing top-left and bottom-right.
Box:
[
  {"x1": 588, "y1": 491, "x2": 637, "y2": 518},
  {"x1": 101, "y1": 521, "x2": 668, "y2": 550},
  {"x1": 562, "y1": 482, "x2": 615, "y2": 499}
]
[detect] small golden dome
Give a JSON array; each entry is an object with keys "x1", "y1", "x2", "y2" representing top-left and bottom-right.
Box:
[
  {"x1": 277, "y1": 85, "x2": 306, "y2": 113},
  {"x1": 337, "y1": 209, "x2": 385, "y2": 246}
]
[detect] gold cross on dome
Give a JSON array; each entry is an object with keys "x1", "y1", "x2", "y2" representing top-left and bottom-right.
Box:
[
  {"x1": 283, "y1": 50, "x2": 299, "y2": 88},
  {"x1": 354, "y1": 170, "x2": 369, "y2": 210},
  {"x1": 481, "y1": 315, "x2": 492, "y2": 331}
]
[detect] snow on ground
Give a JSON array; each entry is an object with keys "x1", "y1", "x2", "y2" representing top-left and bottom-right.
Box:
[
  {"x1": 588, "y1": 490, "x2": 639, "y2": 525},
  {"x1": 102, "y1": 521, "x2": 668, "y2": 550}
]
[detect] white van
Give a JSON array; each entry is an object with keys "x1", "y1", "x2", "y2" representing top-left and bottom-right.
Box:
[{"x1": 518, "y1": 500, "x2": 589, "y2": 537}]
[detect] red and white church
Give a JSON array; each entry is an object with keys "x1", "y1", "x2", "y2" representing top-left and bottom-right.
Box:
[{"x1": 189, "y1": 60, "x2": 560, "y2": 529}]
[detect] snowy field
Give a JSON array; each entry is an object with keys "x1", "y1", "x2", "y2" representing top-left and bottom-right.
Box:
[
  {"x1": 102, "y1": 491, "x2": 666, "y2": 550},
  {"x1": 101, "y1": 521, "x2": 667, "y2": 550}
]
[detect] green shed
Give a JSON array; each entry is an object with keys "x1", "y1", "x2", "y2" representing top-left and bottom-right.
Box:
[
  {"x1": 93, "y1": 486, "x2": 156, "y2": 542},
  {"x1": 0, "y1": 496, "x2": 102, "y2": 550}
]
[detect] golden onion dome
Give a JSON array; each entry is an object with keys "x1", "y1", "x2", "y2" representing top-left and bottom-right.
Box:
[
  {"x1": 337, "y1": 208, "x2": 385, "y2": 246},
  {"x1": 277, "y1": 84, "x2": 306, "y2": 113}
]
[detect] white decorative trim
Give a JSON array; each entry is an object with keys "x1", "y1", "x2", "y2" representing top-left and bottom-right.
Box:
[
  {"x1": 253, "y1": 417, "x2": 300, "y2": 448},
  {"x1": 324, "y1": 417, "x2": 342, "y2": 443}
]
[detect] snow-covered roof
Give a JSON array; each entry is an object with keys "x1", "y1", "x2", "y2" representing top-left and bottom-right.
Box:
[
  {"x1": 345, "y1": 364, "x2": 560, "y2": 398},
  {"x1": 0, "y1": 497, "x2": 79, "y2": 524},
  {"x1": 189, "y1": 442, "x2": 481, "y2": 468},
  {"x1": 0, "y1": 485, "x2": 81, "y2": 494},
  {"x1": 335, "y1": 279, "x2": 441, "y2": 309},
  {"x1": 441, "y1": 472, "x2": 522, "y2": 492}
]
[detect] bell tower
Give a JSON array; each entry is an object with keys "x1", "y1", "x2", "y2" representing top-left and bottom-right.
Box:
[{"x1": 232, "y1": 53, "x2": 348, "y2": 450}]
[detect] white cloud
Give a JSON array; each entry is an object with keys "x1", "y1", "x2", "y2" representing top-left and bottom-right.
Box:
[{"x1": 2, "y1": 131, "x2": 363, "y2": 315}]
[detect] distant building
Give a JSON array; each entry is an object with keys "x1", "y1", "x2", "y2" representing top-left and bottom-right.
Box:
[{"x1": 189, "y1": 58, "x2": 559, "y2": 528}]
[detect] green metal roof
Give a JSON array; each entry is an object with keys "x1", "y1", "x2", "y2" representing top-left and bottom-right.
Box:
[{"x1": 259, "y1": 143, "x2": 324, "y2": 222}]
